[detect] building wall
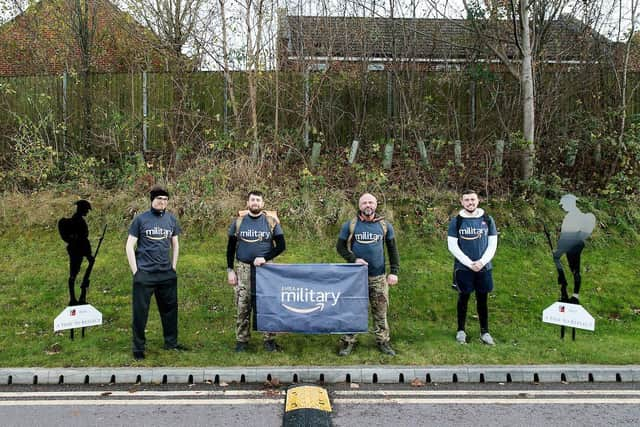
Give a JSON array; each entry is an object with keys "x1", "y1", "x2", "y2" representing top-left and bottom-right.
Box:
[{"x1": 0, "y1": 0, "x2": 165, "y2": 76}]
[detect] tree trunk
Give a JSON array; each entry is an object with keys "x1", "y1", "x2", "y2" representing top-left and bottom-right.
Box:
[
  {"x1": 219, "y1": 0, "x2": 240, "y2": 131},
  {"x1": 520, "y1": 0, "x2": 535, "y2": 181}
]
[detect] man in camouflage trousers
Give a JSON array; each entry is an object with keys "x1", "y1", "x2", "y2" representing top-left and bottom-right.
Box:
[
  {"x1": 226, "y1": 191, "x2": 286, "y2": 352},
  {"x1": 336, "y1": 193, "x2": 400, "y2": 356}
]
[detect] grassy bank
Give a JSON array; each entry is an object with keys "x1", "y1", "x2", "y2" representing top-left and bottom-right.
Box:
[{"x1": 0, "y1": 190, "x2": 639, "y2": 367}]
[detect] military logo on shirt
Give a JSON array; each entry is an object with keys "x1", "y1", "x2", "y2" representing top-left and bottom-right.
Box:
[
  {"x1": 239, "y1": 229, "x2": 271, "y2": 243},
  {"x1": 458, "y1": 222, "x2": 488, "y2": 240},
  {"x1": 354, "y1": 231, "x2": 383, "y2": 244},
  {"x1": 144, "y1": 226, "x2": 172, "y2": 240}
]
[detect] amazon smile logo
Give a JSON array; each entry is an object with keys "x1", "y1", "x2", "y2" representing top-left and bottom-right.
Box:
[
  {"x1": 239, "y1": 229, "x2": 271, "y2": 242},
  {"x1": 280, "y1": 286, "x2": 341, "y2": 314},
  {"x1": 458, "y1": 224, "x2": 487, "y2": 240},
  {"x1": 144, "y1": 226, "x2": 172, "y2": 240}
]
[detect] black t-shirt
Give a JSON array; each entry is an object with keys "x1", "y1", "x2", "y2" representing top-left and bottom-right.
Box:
[{"x1": 128, "y1": 209, "x2": 181, "y2": 273}]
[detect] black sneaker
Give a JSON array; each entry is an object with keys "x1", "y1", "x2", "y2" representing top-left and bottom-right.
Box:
[
  {"x1": 164, "y1": 344, "x2": 189, "y2": 351},
  {"x1": 235, "y1": 341, "x2": 248, "y2": 353},
  {"x1": 377, "y1": 342, "x2": 396, "y2": 356},
  {"x1": 338, "y1": 341, "x2": 354, "y2": 356},
  {"x1": 568, "y1": 296, "x2": 580, "y2": 305},
  {"x1": 133, "y1": 351, "x2": 145, "y2": 360},
  {"x1": 264, "y1": 340, "x2": 281, "y2": 352}
]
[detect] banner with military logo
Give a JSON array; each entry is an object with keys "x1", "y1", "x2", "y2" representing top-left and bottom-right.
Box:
[{"x1": 255, "y1": 264, "x2": 369, "y2": 333}]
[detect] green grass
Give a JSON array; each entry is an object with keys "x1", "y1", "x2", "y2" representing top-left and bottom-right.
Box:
[{"x1": 1, "y1": 216, "x2": 639, "y2": 367}]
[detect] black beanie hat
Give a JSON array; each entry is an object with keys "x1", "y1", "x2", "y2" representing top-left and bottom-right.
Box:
[{"x1": 150, "y1": 186, "x2": 169, "y2": 201}]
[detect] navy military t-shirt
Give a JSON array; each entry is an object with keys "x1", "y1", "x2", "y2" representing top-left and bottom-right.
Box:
[
  {"x1": 339, "y1": 219, "x2": 395, "y2": 277},
  {"x1": 447, "y1": 214, "x2": 497, "y2": 271},
  {"x1": 128, "y1": 209, "x2": 181, "y2": 273},
  {"x1": 229, "y1": 214, "x2": 284, "y2": 264}
]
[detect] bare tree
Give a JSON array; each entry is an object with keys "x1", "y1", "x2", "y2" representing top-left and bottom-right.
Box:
[
  {"x1": 454, "y1": 0, "x2": 570, "y2": 180},
  {"x1": 608, "y1": 0, "x2": 640, "y2": 179}
]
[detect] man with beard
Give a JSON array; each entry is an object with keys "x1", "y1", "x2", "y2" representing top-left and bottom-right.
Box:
[
  {"x1": 126, "y1": 186, "x2": 186, "y2": 360},
  {"x1": 58, "y1": 199, "x2": 94, "y2": 306},
  {"x1": 227, "y1": 191, "x2": 286, "y2": 353},
  {"x1": 447, "y1": 189, "x2": 498, "y2": 346},
  {"x1": 336, "y1": 192, "x2": 399, "y2": 356}
]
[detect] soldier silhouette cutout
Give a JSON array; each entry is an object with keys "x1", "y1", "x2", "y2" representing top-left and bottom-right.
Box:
[
  {"x1": 58, "y1": 200, "x2": 95, "y2": 306},
  {"x1": 552, "y1": 194, "x2": 595, "y2": 304}
]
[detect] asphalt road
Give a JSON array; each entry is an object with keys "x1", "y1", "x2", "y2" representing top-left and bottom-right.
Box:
[{"x1": 0, "y1": 382, "x2": 639, "y2": 426}]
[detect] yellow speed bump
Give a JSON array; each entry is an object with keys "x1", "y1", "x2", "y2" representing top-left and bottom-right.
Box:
[{"x1": 283, "y1": 385, "x2": 332, "y2": 426}]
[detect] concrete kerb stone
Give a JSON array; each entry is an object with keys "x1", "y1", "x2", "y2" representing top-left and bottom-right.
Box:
[
  {"x1": 467, "y1": 366, "x2": 513, "y2": 383},
  {"x1": 151, "y1": 368, "x2": 204, "y2": 385},
  {"x1": 1, "y1": 366, "x2": 639, "y2": 385},
  {"x1": 361, "y1": 367, "x2": 416, "y2": 384},
  {"x1": 0, "y1": 368, "x2": 50, "y2": 385},
  {"x1": 204, "y1": 368, "x2": 259, "y2": 384},
  {"x1": 413, "y1": 367, "x2": 468, "y2": 384},
  {"x1": 255, "y1": 367, "x2": 305, "y2": 384},
  {"x1": 305, "y1": 367, "x2": 361, "y2": 384}
]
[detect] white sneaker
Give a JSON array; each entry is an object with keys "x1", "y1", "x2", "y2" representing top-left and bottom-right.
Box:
[
  {"x1": 480, "y1": 332, "x2": 495, "y2": 346},
  {"x1": 456, "y1": 330, "x2": 467, "y2": 344}
]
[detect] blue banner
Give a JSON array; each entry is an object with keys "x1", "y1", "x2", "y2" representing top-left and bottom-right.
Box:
[{"x1": 255, "y1": 264, "x2": 369, "y2": 334}]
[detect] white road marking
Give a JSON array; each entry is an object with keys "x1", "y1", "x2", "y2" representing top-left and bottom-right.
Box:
[
  {"x1": 0, "y1": 399, "x2": 284, "y2": 406},
  {"x1": 332, "y1": 398, "x2": 640, "y2": 405},
  {"x1": 332, "y1": 390, "x2": 640, "y2": 397},
  {"x1": 1, "y1": 390, "x2": 639, "y2": 398},
  {"x1": 0, "y1": 398, "x2": 639, "y2": 407}
]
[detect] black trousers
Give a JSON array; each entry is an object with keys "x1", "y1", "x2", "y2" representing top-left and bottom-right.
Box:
[
  {"x1": 132, "y1": 270, "x2": 178, "y2": 352},
  {"x1": 457, "y1": 291, "x2": 489, "y2": 334}
]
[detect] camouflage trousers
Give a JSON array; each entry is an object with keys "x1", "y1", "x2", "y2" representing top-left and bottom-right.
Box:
[
  {"x1": 234, "y1": 262, "x2": 275, "y2": 343},
  {"x1": 341, "y1": 274, "x2": 390, "y2": 345}
]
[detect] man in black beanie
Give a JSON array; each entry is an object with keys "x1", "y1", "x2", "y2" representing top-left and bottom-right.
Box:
[{"x1": 126, "y1": 185, "x2": 185, "y2": 360}]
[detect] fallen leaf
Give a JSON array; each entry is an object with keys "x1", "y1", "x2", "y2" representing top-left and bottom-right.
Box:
[
  {"x1": 410, "y1": 378, "x2": 425, "y2": 387},
  {"x1": 100, "y1": 392, "x2": 112, "y2": 396}
]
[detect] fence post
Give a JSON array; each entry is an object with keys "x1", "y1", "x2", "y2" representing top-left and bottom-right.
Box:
[
  {"x1": 142, "y1": 71, "x2": 148, "y2": 153},
  {"x1": 495, "y1": 139, "x2": 504, "y2": 175},
  {"x1": 454, "y1": 140, "x2": 462, "y2": 166}
]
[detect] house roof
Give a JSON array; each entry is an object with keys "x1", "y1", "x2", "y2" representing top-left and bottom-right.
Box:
[
  {"x1": 0, "y1": 0, "x2": 169, "y2": 76},
  {"x1": 279, "y1": 14, "x2": 612, "y2": 64}
]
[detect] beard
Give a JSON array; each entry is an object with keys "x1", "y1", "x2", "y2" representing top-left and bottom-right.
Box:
[
  {"x1": 362, "y1": 207, "x2": 374, "y2": 216},
  {"x1": 249, "y1": 206, "x2": 262, "y2": 214}
]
